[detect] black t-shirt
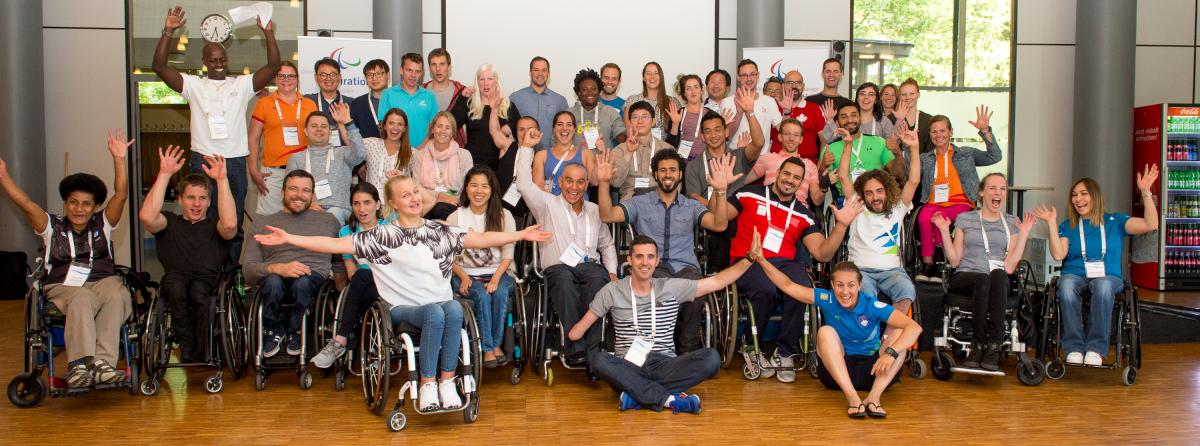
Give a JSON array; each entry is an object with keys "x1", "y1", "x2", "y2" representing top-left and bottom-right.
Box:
[
  {"x1": 153, "y1": 212, "x2": 229, "y2": 276},
  {"x1": 805, "y1": 93, "x2": 854, "y2": 114},
  {"x1": 450, "y1": 100, "x2": 521, "y2": 171}
]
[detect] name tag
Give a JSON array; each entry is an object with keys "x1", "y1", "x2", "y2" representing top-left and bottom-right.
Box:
[
  {"x1": 756, "y1": 203, "x2": 769, "y2": 216},
  {"x1": 208, "y1": 116, "x2": 229, "y2": 140},
  {"x1": 988, "y1": 259, "x2": 1005, "y2": 271},
  {"x1": 651, "y1": 128, "x2": 664, "y2": 140},
  {"x1": 559, "y1": 242, "x2": 587, "y2": 267},
  {"x1": 624, "y1": 336, "x2": 653, "y2": 367},
  {"x1": 503, "y1": 184, "x2": 522, "y2": 206},
  {"x1": 933, "y1": 183, "x2": 950, "y2": 203},
  {"x1": 330, "y1": 128, "x2": 342, "y2": 146},
  {"x1": 435, "y1": 186, "x2": 451, "y2": 194},
  {"x1": 677, "y1": 140, "x2": 694, "y2": 159},
  {"x1": 763, "y1": 225, "x2": 786, "y2": 254},
  {"x1": 63, "y1": 262, "x2": 92, "y2": 287},
  {"x1": 282, "y1": 127, "x2": 301, "y2": 146},
  {"x1": 315, "y1": 179, "x2": 333, "y2": 200},
  {"x1": 1085, "y1": 260, "x2": 1106, "y2": 278},
  {"x1": 583, "y1": 127, "x2": 600, "y2": 149},
  {"x1": 634, "y1": 177, "x2": 651, "y2": 189},
  {"x1": 850, "y1": 168, "x2": 866, "y2": 184},
  {"x1": 543, "y1": 180, "x2": 555, "y2": 193}
]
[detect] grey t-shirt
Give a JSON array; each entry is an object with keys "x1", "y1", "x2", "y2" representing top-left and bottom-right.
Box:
[
  {"x1": 430, "y1": 85, "x2": 456, "y2": 111},
  {"x1": 589, "y1": 277, "x2": 698, "y2": 357},
  {"x1": 953, "y1": 210, "x2": 1018, "y2": 274},
  {"x1": 684, "y1": 148, "x2": 753, "y2": 201}
]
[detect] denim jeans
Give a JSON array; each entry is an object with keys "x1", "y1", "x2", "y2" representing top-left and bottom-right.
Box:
[
  {"x1": 1057, "y1": 274, "x2": 1124, "y2": 357},
  {"x1": 452, "y1": 273, "x2": 514, "y2": 352},
  {"x1": 589, "y1": 348, "x2": 719, "y2": 409},
  {"x1": 390, "y1": 300, "x2": 464, "y2": 378},
  {"x1": 258, "y1": 272, "x2": 325, "y2": 336},
  {"x1": 191, "y1": 153, "x2": 247, "y2": 265},
  {"x1": 859, "y1": 267, "x2": 917, "y2": 303}
]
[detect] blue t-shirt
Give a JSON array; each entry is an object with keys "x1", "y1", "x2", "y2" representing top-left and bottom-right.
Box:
[
  {"x1": 378, "y1": 86, "x2": 439, "y2": 147},
  {"x1": 1057, "y1": 212, "x2": 1130, "y2": 279},
  {"x1": 600, "y1": 96, "x2": 625, "y2": 117},
  {"x1": 338, "y1": 220, "x2": 386, "y2": 269},
  {"x1": 813, "y1": 288, "x2": 895, "y2": 356}
]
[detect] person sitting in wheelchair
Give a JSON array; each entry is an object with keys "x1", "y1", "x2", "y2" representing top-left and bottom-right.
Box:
[
  {"x1": 835, "y1": 125, "x2": 922, "y2": 317},
  {"x1": 253, "y1": 174, "x2": 550, "y2": 412},
  {"x1": 568, "y1": 234, "x2": 761, "y2": 413},
  {"x1": 0, "y1": 130, "x2": 134, "y2": 388},
  {"x1": 931, "y1": 173, "x2": 1037, "y2": 371},
  {"x1": 241, "y1": 170, "x2": 341, "y2": 358},
  {"x1": 1033, "y1": 165, "x2": 1159, "y2": 366},
  {"x1": 138, "y1": 146, "x2": 237, "y2": 364}
]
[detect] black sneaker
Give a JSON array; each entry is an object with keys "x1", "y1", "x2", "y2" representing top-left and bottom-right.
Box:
[
  {"x1": 928, "y1": 263, "x2": 944, "y2": 284},
  {"x1": 980, "y1": 344, "x2": 1002, "y2": 371},
  {"x1": 286, "y1": 333, "x2": 303, "y2": 356},
  {"x1": 263, "y1": 331, "x2": 283, "y2": 358},
  {"x1": 963, "y1": 345, "x2": 983, "y2": 369}
]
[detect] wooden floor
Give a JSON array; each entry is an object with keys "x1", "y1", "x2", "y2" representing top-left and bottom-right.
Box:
[{"x1": 1, "y1": 300, "x2": 1197, "y2": 444}]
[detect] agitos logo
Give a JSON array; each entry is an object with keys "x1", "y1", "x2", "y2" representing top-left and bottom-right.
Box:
[
  {"x1": 330, "y1": 47, "x2": 361, "y2": 69},
  {"x1": 769, "y1": 59, "x2": 786, "y2": 79}
]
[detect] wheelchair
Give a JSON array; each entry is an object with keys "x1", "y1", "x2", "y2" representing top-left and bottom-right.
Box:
[
  {"x1": 1040, "y1": 275, "x2": 1142, "y2": 385},
  {"x1": 904, "y1": 203, "x2": 953, "y2": 283},
  {"x1": 738, "y1": 267, "x2": 822, "y2": 381},
  {"x1": 311, "y1": 280, "x2": 357, "y2": 390},
  {"x1": 8, "y1": 262, "x2": 147, "y2": 408},
  {"x1": 246, "y1": 277, "x2": 333, "y2": 390},
  {"x1": 139, "y1": 268, "x2": 249, "y2": 395},
  {"x1": 358, "y1": 298, "x2": 481, "y2": 432},
  {"x1": 930, "y1": 260, "x2": 1046, "y2": 386}
]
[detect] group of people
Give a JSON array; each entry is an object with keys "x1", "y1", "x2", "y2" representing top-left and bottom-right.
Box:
[{"x1": 0, "y1": 5, "x2": 1160, "y2": 418}]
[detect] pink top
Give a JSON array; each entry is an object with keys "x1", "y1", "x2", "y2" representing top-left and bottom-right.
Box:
[{"x1": 751, "y1": 153, "x2": 819, "y2": 204}]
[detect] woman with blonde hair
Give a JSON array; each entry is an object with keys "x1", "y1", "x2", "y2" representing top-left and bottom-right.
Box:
[
  {"x1": 412, "y1": 112, "x2": 474, "y2": 220},
  {"x1": 451, "y1": 64, "x2": 521, "y2": 172}
]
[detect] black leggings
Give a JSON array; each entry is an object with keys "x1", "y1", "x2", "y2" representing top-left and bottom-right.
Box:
[
  {"x1": 336, "y1": 268, "x2": 379, "y2": 339},
  {"x1": 947, "y1": 269, "x2": 1009, "y2": 344}
]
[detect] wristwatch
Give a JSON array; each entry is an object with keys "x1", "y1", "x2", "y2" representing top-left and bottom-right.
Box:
[{"x1": 884, "y1": 346, "x2": 899, "y2": 359}]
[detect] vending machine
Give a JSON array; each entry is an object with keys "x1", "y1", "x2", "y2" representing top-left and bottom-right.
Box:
[{"x1": 1133, "y1": 104, "x2": 1200, "y2": 290}]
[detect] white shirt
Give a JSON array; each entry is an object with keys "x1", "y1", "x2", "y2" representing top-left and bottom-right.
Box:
[
  {"x1": 847, "y1": 201, "x2": 912, "y2": 270},
  {"x1": 719, "y1": 94, "x2": 782, "y2": 150},
  {"x1": 180, "y1": 74, "x2": 257, "y2": 157}
]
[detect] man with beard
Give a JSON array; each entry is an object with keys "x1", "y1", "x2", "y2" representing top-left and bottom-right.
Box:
[
  {"x1": 773, "y1": 71, "x2": 826, "y2": 161},
  {"x1": 241, "y1": 170, "x2": 341, "y2": 358},
  {"x1": 726, "y1": 157, "x2": 862, "y2": 383},
  {"x1": 599, "y1": 63, "x2": 626, "y2": 114},
  {"x1": 571, "y1": 68, "x2": 627, "y2": 149},
  {"x1": 596, "y1": 149, "x2": 737, "y2": 354},
  {"x1": 819, "y1": 103, "x2": 907, "y2": 199},
  {"x1": 836, "y1": 125, "x2": 922, "y2": 317},
  {"x1": 510, "y1": 56, "x2": 569, "y2": 149}
]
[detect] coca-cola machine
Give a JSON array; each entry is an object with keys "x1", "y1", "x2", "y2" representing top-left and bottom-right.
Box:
[{"x1": 1133, "y1": 104, "x2": 1200, "y2": 290}]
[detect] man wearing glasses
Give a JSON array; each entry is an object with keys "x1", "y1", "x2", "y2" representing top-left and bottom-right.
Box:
[
  {"x1": 774, "y1": 70, "x2": 826, "y2": 161},
  {"x1": 350, "y1": 59, "x2": 390, "y2": 139},
  {"x1": 306, "y1": 58, "x2": 350, "y2": 146},
  {"x1": 249, "y1": 62, "x2": 318, "y2": 216},
  {"x1": 720, "y1": 60, "x2": 782, "y2": 152},
  {"x1": 379, "y1": 53, "x2": 440, "y2": 147}
]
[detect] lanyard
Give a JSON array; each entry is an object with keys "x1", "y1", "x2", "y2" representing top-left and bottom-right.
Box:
[
  {"x1": 850, "y1": 137, "x2": 865, "y2": 169},
  {"x1": 936, "y1": 148, "x2": 951, "y2": 178},
  {"x1": 631, "y1": 282, "x2": 657, "y2": 339},
  {"x1": 559, "y1": 195, "x2": 592, "y2": 247},
  {"x1": 550, "y1": 146, "x2": 575, "y2": 178},
  {"x1": 273, "y1": 93, "x2": 302, "y2": 124},
  {"x1": 433, "y1": 155, "x2": 446, "y2": 186},
  {"x1": 305, "y1": 149, "x2": 333, "y2": 174},
  {"x1": 1079, "y1": 221, "x2": 1107, "y2": 261},
  {"x1": 368, "y1": 94, "x2": 380, "y2": 127},
  {"x1": 66, "y1": 229, "x2": 94, "y2": 264},
  {"x1": 980, "y1": 213, "x2": 1012, "y2": 257},
  {"x1": 764, "y1": 185, "x2": 795, "y2": 230},
  {"x1": 579, "y1": 104, "x2": 598, "y2": 126},
  {"x1": 318, "y1": 92, "x2": 343, "y2": 112},
  {"x1": 679, "y1": 108, "x2": 702, "y2": 140},
  {"x1": 632, "y1": 138, "x2": 655, "y2": 173}
]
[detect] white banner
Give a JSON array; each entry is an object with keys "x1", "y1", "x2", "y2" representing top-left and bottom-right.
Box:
[
  {"x1": 742, "y1": 44, "x2": 832, "y2": 98},
  {"x1": 297, "y1": 36, "x2": 392, "y2": 99}
]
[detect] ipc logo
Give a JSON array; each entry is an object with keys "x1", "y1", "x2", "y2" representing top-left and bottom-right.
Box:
[
  {"x1": 769, "y1": 59, "x2": 786, "y2": 79},
  {"x1": 329, "y1": 47, "x2": 361, "y2": 69}
]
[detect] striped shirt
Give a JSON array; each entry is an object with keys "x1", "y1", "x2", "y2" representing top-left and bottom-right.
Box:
[{"x1": 589, "y1": 277, "x2": 698, "y2": 357}]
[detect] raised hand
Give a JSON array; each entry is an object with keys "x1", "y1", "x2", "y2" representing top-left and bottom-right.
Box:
[
  {"x1": 1017, "y1": 211, "x2": 1037, "y2": 234},
  {"x1": 832, "y1": 195, "x2": 864, "y2": 226},
  {"x1": 163, "y1": 6, "x2": 187, "y2": 33},
  {"x1": 258, "y1": 18, "x2": 274, "y2": 33},
  {"x1": 822, "y1": 149, "x2": 836, "y2": 167},
  {"x1": 255, "y1": 225, "x2": 291, "y2": 246},
  {"x1": 721, "y1": 107, "x2": 736, "y2": 127},
  {"x1": 156, "y1": 145, "x2": 186, "y2": 176},
  {"x1": 665, "y1": 100, "x2": 682, "y2": 127},
  {"x1": 0, "y1": 157, "x2": 9, "y2": 180},
  {"x1": 931, "y1": 212, "x2": 951, "y2": 231},
  {"x1": 735, "y1": 87, "x2": 756, "y2": 113},
  {"x1": 625, "y1": 122, "x2": 639, "y2": 148},
  {"x1": 834, "y1": 126, "x2": 854, "y2": 144},
  {"x1": 520, "y1": 224, "x2": 553, "y2": 242},
  {"x1": 821, "y1": 99, "x2": 836, "y2": 120},
  {"x1": 330, "y1": 102, "x2": 352, "y2": 125},
  {"x1": 892, "y1": 101, "x2": 908, "y2": 123},
  {"x1": 520, "y1": 127, "x2": 542, "y2": 148},
  {"x1": 202, "y1": 155, "x2": 227, "y2": 181},
  {"x1": 968, "y1": 105, "x2": 993, "y2": 131},
  {"x1": 462, "y1": 86, "x2": 476, "y2": 99},
  {"x1": 1032, "y1": 204, "x2": 1058, "y2": 225},
  {"x1": 780, "y1": 89, "x2": 794, "y2": 111},
  {"x1": 896, "y1": 125, "x2": 919, "y2": 148},
  {"x1": 885, "y1": 132, "x2": 900, "y2": 153},
  {"x1": 595, "y1": 147, "x2": 616, "y2": 183},
  {"x1": 385, "y1": 169, "x2": 403, "y2": 179},
  {"x1": 736, "y1": 130, "x2": 751, "y2": 149},
  {"x1": 706, "y1": 153, "x2": 744, "y2": 193},
  {"x1": 1137, "y1": 163, "x2": 1160, "y2": 194},
  {"x1": 107, "y1": 129, "x2": 134, "y2": 160}
]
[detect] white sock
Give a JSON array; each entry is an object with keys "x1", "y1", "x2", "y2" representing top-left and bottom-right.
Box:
[{"x1": 664, "y1": 395, "x2": 676, "y2": 407}]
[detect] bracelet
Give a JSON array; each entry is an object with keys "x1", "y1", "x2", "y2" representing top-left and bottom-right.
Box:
[
  {"x1": 162, "y1": 29, "x2": 174, "y2": 37},
  {"x1": 714, "y1": 190, "x2": 726, "y2": 196}
]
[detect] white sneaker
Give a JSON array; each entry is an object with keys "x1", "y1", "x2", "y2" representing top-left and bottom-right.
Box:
[
  {"x1": 759, "y1": 353, "x2": 778, "y2": 379},
  {"x1": 1065, "y1": 352, "x2": 1084, "y2": 365},
  {"x1": 776, "y1": 354, "x2": 796, "y2": 383},
  {"x1": 438, "y1": 379, "x2": 463, "y2": 410},
  {"x1": 418, "y1": 382, "x2": 440, "y2": 411},
  {"x1": 1084, "y1": 351, "x2": 1103, "y2": 366}
]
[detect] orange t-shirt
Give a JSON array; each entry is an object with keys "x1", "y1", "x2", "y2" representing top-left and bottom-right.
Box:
[
  {"x1": 929, "y1": 147, "x2": 972, "y2": 207},
  {"x1": 251, "y1": 93, "x2": 318, "y2": 167}
]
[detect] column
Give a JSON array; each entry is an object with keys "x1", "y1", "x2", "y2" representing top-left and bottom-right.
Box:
[
  {"x1": 736, "y1": 0, "x2": 785, "y2": 58},
  {"x1": 0, "y1": 0, "x2": 46, "y2": 257},
  {"x1": 374, "y1": 0, "x2": 424, "y2": 85}
]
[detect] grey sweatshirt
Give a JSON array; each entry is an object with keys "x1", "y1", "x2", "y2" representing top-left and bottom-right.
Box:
[
  {"x1": 285, "y1": 124, "x2": 366, "y2": 212},
  {"x1": 241, "y1": 209, "x2": 342, "y2": 284}
]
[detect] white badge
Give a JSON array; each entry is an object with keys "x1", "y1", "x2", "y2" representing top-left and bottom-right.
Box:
[
  {"x1": 756, "y1": 203, "x2": 769, "y2": 216},
  {"x1": 677, "y1": 140, "x2": 694, "y2": 159},
  {"x1": 503, "y1": 184, "x2": 522, "y2": 206},
  {"x1": 1085, "y1": 261, "x2": 1106, "y2": 278},
  {"x1": 763, "y1": 225, "x2": 786, "y2": 254},
  {"x1": 934, "y1": 183, "x2": 950, "y2": 203},
  {"x1": 651, "y1": 128, "x2": 664, "y2": 140},
  {"x1": 315, "y1": 179, "x2": 333, "y2": 200},
  {"x1": 559, "y1": 242, "x2": 586, "y2": 267},
  {"x1": 634, "y1": 177, "x2": 651, "y2": 189},
  {"x1": 543, "y1": 180, "x2": 555, "y2": 193},
  {"x1": 988, "y1": 259, "x2": 1005, "y2": 271},
  {"x1": 63, "y1": 263, "x2": 92, "y2": 287},
  {"x1": 851, "y1": 168, "x2": 866, "y2": 184},
  {"x1": 282, "y1": 127, "x2": 301, "y2": 146},
  {"x1": 583, "y1": 127, "x2": 600, "y2": 149},
  {"x1": 208, "y1": 116, "x2": 229, "y2": 140},
  {"x1": 435, "y1": 185, "x2": 451, "y2": 194},
  {"x1": 329, "y1": 128, "x2": 342, "y2": 146},
  {"x1": 624, "y1": 337, "x2": 653, "y2": 367}
]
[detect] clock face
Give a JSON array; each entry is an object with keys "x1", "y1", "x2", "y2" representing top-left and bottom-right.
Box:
[{"x1": 200, "y1": 14, "x2": 233, "y2": 43}]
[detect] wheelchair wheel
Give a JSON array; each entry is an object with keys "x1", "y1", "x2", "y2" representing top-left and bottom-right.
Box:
[
  {"x1": 1017, "y1": 358, "x2": 1045, "y2": 386},
  {"x1": 808, "y1": 351, "x2": 820, "y2": 379},
  {"x1": 1122, "y1": 366, "x2": 1138, "y2": 386},
  {"x1": 140, "y1": 378, "x2": 160, "y2": 396},
  {"x1": 387, "y1": 409, "x2": 407, "y2": 432},
  {"x1": 741, "y1": 362, "x2": 761, "y2": 380},
  {"x1": 313, "y1": 282, "x2": 341, "y2": 356},
  {"x1": 460, "y1": 300, "x2": 483, "y2": 388},
  {"x1": 7, "y1": 373, "x2": 46, "y2": 408},
  {"x1": 1046, "y1": 360, "x2": 1066, "y2": 380},
  {"x1": 255, "y1": 371, "x2": 266, "y2": 391},
  {"x1": 510, "y1": 367, "x2": 521, "y2": 385},
  {"x1": 205, "y1": 374, "x2": 223, "y2": 393},
  {"x1": 219, "y1": 278, "x2": 248, "y2": 380},
  {"x1": 909, "y1": 357, "x2": 928, "y2": 379},
  {"x1": 361, "y1": 302, "x2": 391, "y2": 416},
  {"x1": 463, "y1": 394, "x2": 480, "y2": 424},
  {"x1": 721, "y1": 285, "x2": 739, "y2": 369},
  {"x1": 931, "y1": 351, "x2": 954, "y2": 381},
  {"x1": 141, "y1": 296, "x2": 169, "y2": 389}
]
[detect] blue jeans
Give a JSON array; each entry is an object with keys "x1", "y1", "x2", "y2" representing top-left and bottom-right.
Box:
[
  {"x1": 1057, "y1": 274, "x2": 1124, "y2": 357},
  {"x1": 860, "y1": 267, "x2": 917, "y2": 303},
  {"x1": 258, "y1": 272, "x2": 325, "y2": 336},
  {"x1": 452, "y1": 273, "x2": 514, "y2": 352},
  {"x1": 191, "y1": 153, "x2": 247, "y2": 266},
  {"x1": 589, "y1": 348, "x2": 719, "y2": 409},
  {"x1": 390, "y1": 300, "x2": 464, "y2": 379}
]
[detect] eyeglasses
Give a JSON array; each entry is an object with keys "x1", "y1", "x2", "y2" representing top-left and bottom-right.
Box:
[
  {"x1": 737, "y1": 72, "x2": 759, "y2": 78},
  {"x1": 364, "y1": 71, "x2": 388, "y2": 79},
  {"x1": 784, "y1": 81, "x2": 803, "y2": 86},
  {"x1": 276, "y1": 74, "x2": 298, "y2": 80},
  {"x1": 316, "y1": 72, "x2": 340, "y2": 80}
]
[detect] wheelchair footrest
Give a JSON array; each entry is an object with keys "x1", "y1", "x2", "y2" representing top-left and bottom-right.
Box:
[{"x1": 949, "y1": 366, "x2": 1006, "y2": 377}]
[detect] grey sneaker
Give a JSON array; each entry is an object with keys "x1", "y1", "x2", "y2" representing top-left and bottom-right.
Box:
[
  {"x1": 776, "y1": 353, "x2": 796, "y2": 383},
  {"x1": 311, "y1": 339, "x2": 347, "y2": 369},
  {"x1": 67, "y1": 363, "x2": 93, "y2": 388},
  {"x1": 760, "y1": 352, "x2": 778, "y2": 379}
]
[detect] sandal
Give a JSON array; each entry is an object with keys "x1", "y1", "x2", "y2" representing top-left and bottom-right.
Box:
[
  {"x1": 864, "y1": 402, "x2": 887, "y2": 418},
  {"x1": 848, "y1": 403, "x2": 867, "y2": 419}
]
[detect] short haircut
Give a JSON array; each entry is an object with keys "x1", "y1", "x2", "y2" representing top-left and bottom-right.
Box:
[
  {"x1": 573, "y1": 68, "x2": 602, "y2": 94},
  {"x1": 764, "y1": 77, "x2": 783, "y2": 87},
  {"x1": 700, "y1": 109, "x2": 726, "y2": 129},
  {"x1": 279, "y1": 60, "x2": 298, "y2": 73},
  {"x1": 779, "y1": 156, "x2": 808, "y2": 177},
  {"x1": 822, "y1": 57, "x2": 844, "y2": 71},
  {"x1": 929, "y1": 114, "x2": 953, "y2": 130},
  {"x1": 530, "y1": 56, "x2": 549, "y2": 70},
  {"x1": 314, "y1": 57, "x2": 340, "y2": 73},
  {"x1": 737, "y1": 59, "x2": 758, "y2": 71},
  {"x1": 601, "y1": 62, "x2": 622, "y2": 79},
  {"x1": 627, "y1": 100, "x2": 656, "y2": 119},
  {"x1": 400, "y1": 52, "x2": 424, "y2": 67},
  {"x1": 630, "y1": 234, "x2": 658, "y2": 253},
  {"x1": 284, "y1": 169, "x2": 315, "y2": 188},
  {"x1": 651, "y1": 148, "x2": 684, "y2": 173},
  {"x1": 59, "y1": 173, "x2": 107, "y2": 204},
  {"x1": 175, "y1": 173, "x2": 211, "y2": 196},
  {"x1": 517, "y1": 115, "x2": 539, "y2": 128},
  {"x1": 427, "y1": 48, "x2": 451, "y2": 64},
  {"x1": 837, "y1": 102, "x2": 861, "y2": 116},
  {"x1": 779, "y1": 117, "x2": 804, "y2": 132},
  {"x1": 830, "y1": 261, "x2": 862, "y2": 282},
  {"x1": 706, "y1": 69, "x2": 731, "y2": 87},
  {"x1": 304, "y1": 110, "x2": 330, "y2": 127},
  {"x1": 363, "y1": 58, "x2": 390, "y2": 73}
]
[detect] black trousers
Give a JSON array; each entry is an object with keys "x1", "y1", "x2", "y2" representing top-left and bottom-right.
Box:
[
  {"x1": 160, "y1": 272, "x2": 219, "y2": 361},
  {"x1": 947, "y1": 269, "x2": 1009, "y2": 344}
]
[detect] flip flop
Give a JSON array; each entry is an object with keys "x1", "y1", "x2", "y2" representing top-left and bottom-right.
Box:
[
  {"x1": 848, "y1": 403, "x2": 867, "y2": 419},
  {"x1": 865, "y1": 402, "x2": 887, "y2": 418}
]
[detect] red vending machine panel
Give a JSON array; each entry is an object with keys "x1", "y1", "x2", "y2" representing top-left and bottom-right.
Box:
[{"x1": 1136, "y1": 104, "x2": 1200, "y2": 290}]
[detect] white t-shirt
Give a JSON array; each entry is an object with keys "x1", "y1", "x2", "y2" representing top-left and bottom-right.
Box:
[
  {"x1": 181, "y1": 74, "x2": 257, "y2": 157},
  {"x1": 446, "y1": 207, "x2": 516, "y2": 277},
  {"x1": 352, "y1": 220, "x2": 467, "y2": 308},
  {"x1": 847, "y1": 201, "x2": 912, "y2": 270},
  {"x1": 719, "y1": 93, "x2": 782, "y2": 150}
]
